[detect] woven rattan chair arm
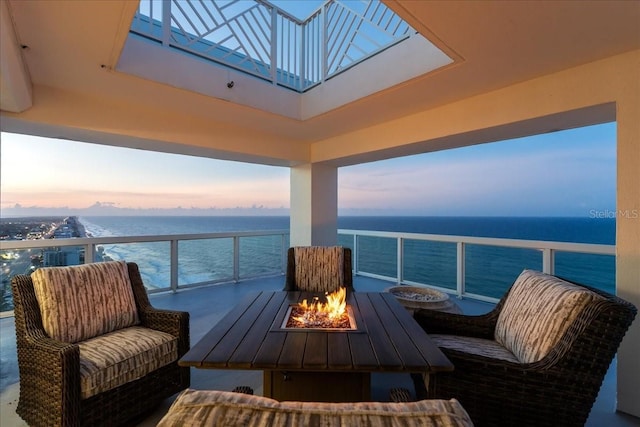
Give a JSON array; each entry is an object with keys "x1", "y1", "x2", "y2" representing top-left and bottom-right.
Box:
[
  {"x1": 23, "y1": 333, "x2": 77, "y2": 354},
  {"x1": 29, "y1": 340, "x2": 79, "y2": 370},
  {"x1": 139, "y1": 308, "x2": 190, "y2": 354},
  {"x1": 139, "y1": 307, "x2": 188, "y2": 332},
  {"x1": 413, "y1": 308, "x2": 499, "y2": 339}
]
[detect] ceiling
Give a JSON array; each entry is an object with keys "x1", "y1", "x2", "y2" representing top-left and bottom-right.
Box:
[{"x1": 2, "y1": 0, "x2": 639, "y2": 144}]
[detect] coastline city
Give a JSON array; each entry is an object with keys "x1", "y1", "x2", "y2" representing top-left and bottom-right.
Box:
[{"x1": 0, "y1": 216, "x2": 87, "y2": 312}]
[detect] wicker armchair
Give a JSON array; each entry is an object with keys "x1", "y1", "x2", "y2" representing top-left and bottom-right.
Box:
[
  {"x1": 11, "y1": 261, "x2": 190, "y2": 427},
  {"x1": 283, "y1": 246, "x2": 353, "y2": 292},
  {"x1": 413, "y1": 270, "x2": 636, "y2": 427}
]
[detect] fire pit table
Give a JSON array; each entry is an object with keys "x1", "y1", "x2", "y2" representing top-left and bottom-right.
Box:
[{"x1": 179, "y1": 290, "x2": 453, "y2": 402}]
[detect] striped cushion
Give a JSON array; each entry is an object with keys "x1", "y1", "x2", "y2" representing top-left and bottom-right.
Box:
[
  {"x1": 430, "y1": 334, "x2": 520, "y2": 363},
  {"x1": 31, "y1": 261, "x2": 139, "y2": 343},
  {"x1": 157, "y1": 389, "x2": 473, "y2": 427},
  {"x1": 294, "y1": 246, "x2": 344, "y2": 293},
  {"x1": 78, "y1": 326, "x2": 177, "y2": 399},
  {"x1": 495, "y1": 269, "x2": 599, "y2": 364}
]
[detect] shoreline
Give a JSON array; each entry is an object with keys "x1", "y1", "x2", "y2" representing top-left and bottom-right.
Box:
[{"x1": 67, "y1": 216, "x2": 87, "y2": 238}]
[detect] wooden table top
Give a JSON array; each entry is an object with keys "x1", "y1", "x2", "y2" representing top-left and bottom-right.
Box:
[{"x1": 180, "y1": 290, "x2": 453, "y2": 374}]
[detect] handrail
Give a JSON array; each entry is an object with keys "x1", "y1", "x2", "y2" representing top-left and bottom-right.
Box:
[
  {"x1": 0, "y1": 229, "x2": 290, "y2": 300},
  {"x1": 1, "y1": 229, "x2": 615, "y2": 313},
  {"x1": 338, "y1": 229, "x2": 615, "y2": 303}
]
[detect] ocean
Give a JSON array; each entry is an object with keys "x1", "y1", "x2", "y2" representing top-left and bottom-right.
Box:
[{"x1": 80, "y1": 216, "x2": 616, "y2": 298}]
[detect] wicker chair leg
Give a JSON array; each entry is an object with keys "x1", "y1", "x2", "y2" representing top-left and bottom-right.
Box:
[
  {"x1": 389, "y1": 387, "x2": 412, "y2": 402},
  {"x1": 232, "y1": 386, "x2": 254, "y2": 395}
]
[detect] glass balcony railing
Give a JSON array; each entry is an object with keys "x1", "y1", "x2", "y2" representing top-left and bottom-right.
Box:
[
  {"x1": 1, "y1": 229, "x2": 615, "y2": 314},
  {"x1": 338, "y1": 229, "x2": 616, "y2": 301}
]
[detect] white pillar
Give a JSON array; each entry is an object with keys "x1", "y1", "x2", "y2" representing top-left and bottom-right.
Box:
[
  {"x1": 290, "y1": 163, "x2": 338, "y2": 247},
  {"x1": 616, "y1": 89, "x2": 640, "y2": 416}
]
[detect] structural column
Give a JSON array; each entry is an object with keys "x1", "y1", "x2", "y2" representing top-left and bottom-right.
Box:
[
  {"x1": 616, "y1": 89, "x2": 640, "y2": 416},
  {"x1": 289, "y1": 163, "x2": 338, "y2": 247}
]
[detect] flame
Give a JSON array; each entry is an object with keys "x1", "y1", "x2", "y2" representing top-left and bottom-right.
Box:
[{"x1": 292, "y1": 287, "x2": 347, "y2": 326}]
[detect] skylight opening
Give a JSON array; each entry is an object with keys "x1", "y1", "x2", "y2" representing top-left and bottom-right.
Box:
[
  {"x1": 130, "y1": 0, "x2": 445, "y2": 92},
  {"x1": 121, "y1": 0, "x2": 453, "y2": 119}
]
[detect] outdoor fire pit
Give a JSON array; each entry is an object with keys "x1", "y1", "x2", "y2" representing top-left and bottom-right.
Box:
[{"x1": 280, "y1": 287, "x2": 358, "y2": 331}]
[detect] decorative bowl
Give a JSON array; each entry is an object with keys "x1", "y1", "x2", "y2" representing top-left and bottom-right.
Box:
[{"x1": 386, "y1": 286, "x2": 452, "y2": 310}]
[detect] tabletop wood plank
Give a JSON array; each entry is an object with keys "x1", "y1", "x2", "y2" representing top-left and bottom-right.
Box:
[
  {"x1": 276, "y1": 332, "x2": 307, "y2": 369},
  {"x1": 327, "y1": 333, "x2": 352, "y2": 369},
  {"x1": 302, "y1": 332, "x2": 328, "y2": 369},
  {"x1": 346, "y1": 293, "x2": 379, "y2": 370},
  {"x1": 367, "y1": 292, "x2": 430, "y2": 370},
  {"x1": 380, "y1": 293, "x2": 454, "y2": 372},
  {"x1": 347, "y1": 331, "x2": 378, "y2": 370},
  {"x1": 252, "y1": 331, "x2": 287, "y2": 369},
  {"x1": 202, "y1": 291, "x2": 274, "y2": 368},
  {"x1": 179, "y1": 291, "x2": 263, "y2": 367},
  {"x1": 228, "y1": 291, "x2": 288, "y2": 368},
  {"x1": 355, "y1": 293, "x2": 403, "y2": 369}
]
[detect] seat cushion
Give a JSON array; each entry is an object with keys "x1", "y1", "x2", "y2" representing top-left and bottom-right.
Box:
[
  {"x1": 430, "y1": 334, "x2": 520, "y2": 363},
  {"x1": 31, "y1": 261, "x2": 139, "y2": 343},
  {"x1": 495, "y1": 269, "x2": 599, "y2": 364},
  {"x1": 157, "y1": 389, "x2": 474, "y2": 427},
  {"x1": 78, "y1": 326, "x2": 178, "y2": 399},
  {"x1": 294, "y1": 246, "x2": 344, "y2": 293}
]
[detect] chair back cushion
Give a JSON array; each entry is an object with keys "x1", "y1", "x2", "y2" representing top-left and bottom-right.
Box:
[
  {"x1": 31, "y1": 261, "x2": 140, "y2": 343},
  {"x1": 294, "y1": 246, "x2": 344, "y2": 293},
  {"x1": 495, "y1": 269, "x2": 599, "y2": 364},
  {"x1": 157, "y1": 389, "x2": 474, "y2": 427}
]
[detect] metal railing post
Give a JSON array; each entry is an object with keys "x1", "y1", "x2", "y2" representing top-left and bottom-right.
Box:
[
  {"x1": 320, "y1": 4, "x2": 327, "y2": 84},
  {"x1": 299, "y1": 18, "x2": 306, "y2": 91},
  {"x1": 270, "y1": 5, "x2": 278, "y2": 85},
  {"x1": 162, "y1": 0, "x2": 171, "y2": 46},
  {"x1": 352, "y1": 234, "x2": 358, "y2": 276},
  {"x1": 281, "y1": 233, "x2": 288, "y2": 274},
  {"x1": 233, "y1": 236, "x2": 240, "y2": 283},
  {"x1": 542, "y1": 248, "x2": 555, "y2": 275},
  {"x1": 170, "y1": 239, "x2": 178, "y2": 292},
  {"x1": 457, "y1": 242, "x2": 465, "y2": 298},
  {"x1": 85, "y1": 243, "x2": 95, "y2": 264},
  {"x1": 397, "y1": 237, "x2": 403, "y2": 284}
]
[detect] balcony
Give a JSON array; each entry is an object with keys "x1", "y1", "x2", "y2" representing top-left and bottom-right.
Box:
[
  {"x1": 0, "y1": 273, "x2": 635, "y2": 426},
  {"x1": 2, "y1": 230, "x2": 633, "y2": 425},
  {"x1": 1, "y1": 0, "x2": 639, "y2": 421}
]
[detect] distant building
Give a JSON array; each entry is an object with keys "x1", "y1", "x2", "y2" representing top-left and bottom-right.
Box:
[{"x1": 42, "y1": 247, "x2": 83, "y2": 267}]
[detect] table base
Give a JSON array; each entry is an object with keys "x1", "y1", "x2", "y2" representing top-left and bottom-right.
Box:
[{"x1": 264, "y1": 370, "x2": 371, "y2": 402}]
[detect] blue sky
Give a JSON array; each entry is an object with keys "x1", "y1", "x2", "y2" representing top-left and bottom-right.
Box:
[
  {"x1": 339, "y1": 123, "x2": 616, "y2": 216},
  {"x1": 0, "y1": 122, "x2": 616, "y2": 217}
]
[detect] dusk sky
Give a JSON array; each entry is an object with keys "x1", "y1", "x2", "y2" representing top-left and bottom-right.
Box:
[
  {"x1": 0, "y1": 122, "x2": 616, "y2": 217},
  {"x1": 1, "y1": 1, "x2": 617, "y2": 218}
]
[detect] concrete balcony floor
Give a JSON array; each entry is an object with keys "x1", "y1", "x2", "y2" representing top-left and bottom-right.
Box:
[{"x1": 1, "y1": 275, "x2": 637, "y2": 426}]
